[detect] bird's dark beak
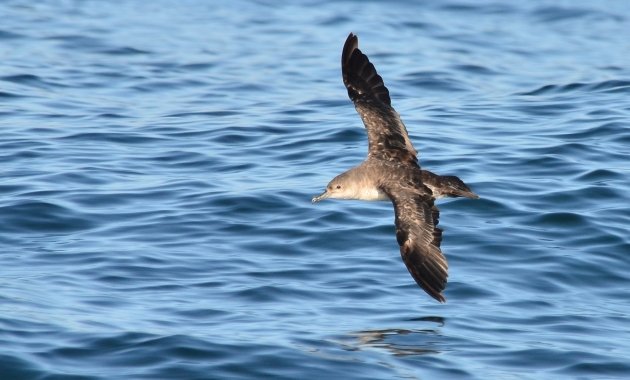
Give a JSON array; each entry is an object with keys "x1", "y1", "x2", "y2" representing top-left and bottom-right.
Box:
[{"x1": 312, "y1": 190, "x2": 329, "y2": 203}]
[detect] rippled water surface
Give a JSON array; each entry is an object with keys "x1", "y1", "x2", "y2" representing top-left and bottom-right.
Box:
[{"x1": 2, "y1": 1, "x2": 630, "y2": 379}]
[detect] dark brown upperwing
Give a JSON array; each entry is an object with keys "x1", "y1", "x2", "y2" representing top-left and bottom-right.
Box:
[
  {"x1": 341, "y1": 33, "x2": 418, "y2": 163},
  {"x1": 381, "y1": 185, "x2": 448, "y2": 303}
]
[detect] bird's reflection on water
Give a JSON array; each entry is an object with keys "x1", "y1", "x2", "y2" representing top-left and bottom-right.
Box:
[{"x1": 341, "y1": 316, "x2": 445, "y2": 356}]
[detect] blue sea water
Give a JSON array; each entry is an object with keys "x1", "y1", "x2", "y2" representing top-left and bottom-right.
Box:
[{"x1": 1, "y1": 0, "x2": 630, "y2": 379}]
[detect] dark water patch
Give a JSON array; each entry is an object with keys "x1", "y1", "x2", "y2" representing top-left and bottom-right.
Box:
[
  {"x1": 0, "y1": 29, "x2": 25, "y2": 39},
  {"x1": 35, "y1": 171, "x2": 115, "y2": 187},
  {"x1": 95, "y1": 112, "x2": 131, "y2": 119},
  {"x1": 98, "y1": 46, "x2": 151, "y2": 56},
  {"x1": 272, "y1": 116, "x2": 318, "y2": 127},
  {"x1": 0, "y1": 355, "x2": 46, "y2": 380},
  {"x1": 590, "y1": 79, "x2": 630, "y2": 93},
  {"x1": 400, "y1": 21, "x2": 435, "y2": 31},
  {"x1": 71, "y1": 188, "x2": 180, "y2": 209},
  {"x1": 150, "y1": 126, "x2": 213, "y2": 139},
  {"x1": 513, "y1": 101, "x2": 577, "y2": 116},
  {"x1": 151, "y1": 150, "x2": 210, "y2": 168},
  {"x1": 245, "y1": 268, "x2": 320, "y2": 282},
  {"x1": 0, "y1": 184, "x2": 31, "y2": 196},
  {"x1": 319, "y1": 15, "x2": 352, "y2": 26},
  {"x1": 532, "y1": 141, "x2": 598, "y2": 158},
  {"x1": 143, "y1": 61, "x2": 178, "y2": 72},
  {"x1": 0, "y1": 90, "x2": 26, "y2": 99},
  {"x1": 165, "y1": 110, "x2": 240, "y2": 118},
  {"x1": 45, "y1": 34, "x2": 104, "y2": 45},
  {"x1": 501, "y1": 299, "x2": 554, "y2": 309},
  {"x1": 546, "y1": 121, "x2": 624, "y2": 141},
  {"x1": 531, "y1": 5, "x2": 624, "y2": 23},
  {"x1": 0, "y1": 201, "x2": 97, "y2": 233},
  {"x1": 519, "y1": 82, "x2": 587, "y2": 96},
  {"x1": 570, "y1": 229, "x2": 627, "y2": 253},
  {"x1": 212, "y1": 161, "x2": 257, "y2": 173},
  {"x1": 59, "y1": 132, "x2": 166, "y2": 145},
  {"x1": 520, "y1": 79, "x2": 630, "y2": 96},
  {"x1": 92, "y1": 69, "x2": 145, "y2": 81},
  {"x1": 575, "y1": 168, "x2": 624, "y2": 182},
  {"x1": 586, "y1": 108, "x2": 625, "y2": 117},
  {"x1": 211, "y1": 131, "x2": 260, "y2": 145},
  {"x1": 513, "y1": 155, "x2": 578, "y2": 178},
  {"x1": 282, "y1": 107, "x2": 316, "y2": 116},
  {"x1": 451, "y1": 64, "x2": 497, "y2": 76},
  {"x1": 548, "y1": 256, "x2": 628, "y2": 289},
  {"x1": 560, "y1": 361, "x2": 630, "y2": 377},
  {"x1": 233, "y1": 284, "x2": 323, "y2": 303},
  {"x1": 301, "y1": 99, "x2": 347, "y2": 108},
  {"x1": 438, "y1": 2, "x2": 516, "y2": 15},
  {"x1": 179, "y1": 62, "x2": 216, "y2": 71},
  {"x1": 320, "y1": 128, "x2": 364, "y2": 144},
  {"x1": 449, "y1": 281, "x2": 498, "y2": 300},
  {"x1": 204, "y1": 192, "x2": 298, "y2": 223},
  {"x1": 42, "y1": 373, "x2": 100, "y2": 380},
  {"x1": 216, "y1": 82, "x2": 270, "y2": 93},
  {"x1": 530, "y1": 211, "x2": 587, "y2": 227},
  {"x1": 489, "y1": 347, "x2": 601, "y2": 370},
  {"x1": 404, "y1": 70, "x2": 467, "y2": 92},
  {"x1": 0, "y1": 74, "x2": 68, "y2": 89},
  {"x1": 173, "y1": 307, "x2": 231, "y2": 319},
  {"x1": 456, "y1": 195, "x2": 519, "y2": 219},
  {"x1": 529, "y1": 186, "x2": 621, "y2": 210},
  {"x1": 130, "y1": 79, "x2": 207, "y2": 92},
  {"x1": 43, "y1": 332, "x2": 160, "y2": 363}
]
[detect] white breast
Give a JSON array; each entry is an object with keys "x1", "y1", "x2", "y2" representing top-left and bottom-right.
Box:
[{"x1": 357, "y1": 187, "x2": 390, "y2": 201}]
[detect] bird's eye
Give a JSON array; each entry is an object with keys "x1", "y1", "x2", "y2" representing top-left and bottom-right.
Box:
[{"x1": 336, "y1": 185, "x2": 341, "y2": 189}]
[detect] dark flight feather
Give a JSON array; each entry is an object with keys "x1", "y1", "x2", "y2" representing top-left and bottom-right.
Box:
[
  {"x1": 342, "y1": 33, "x2": 418, "y2": 164},
  {"x1": 382, "y1": 185, "x2": 448, "y2": 303}
]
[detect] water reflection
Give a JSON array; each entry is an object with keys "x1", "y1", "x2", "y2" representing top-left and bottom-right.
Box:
[{"x1": 343, "y1": 316, "x2": 445, "y2": 356}]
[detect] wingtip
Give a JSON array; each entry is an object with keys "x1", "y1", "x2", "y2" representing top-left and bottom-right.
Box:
[
  {"x1": 341, "y1": 33, "x2": 392, "y2": 106},
  {"x1": 342, "y1": 32, "x2": 359, "y2": 65}
]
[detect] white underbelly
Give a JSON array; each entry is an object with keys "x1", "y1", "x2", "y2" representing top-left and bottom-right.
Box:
[{"x1": 357, "y1": 187, "x2": 390, "y2": 201}]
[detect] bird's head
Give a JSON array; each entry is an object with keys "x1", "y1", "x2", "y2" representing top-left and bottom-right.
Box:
[{"x1": 312, "y1": 172, "x2": 359, "y2": 202}]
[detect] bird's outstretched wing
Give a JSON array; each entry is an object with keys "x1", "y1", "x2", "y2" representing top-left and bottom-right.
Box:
[
  {"x1": 381, "y1": 184, "x2": 447, "y2": 302},
  {"x1": 342, "y1": 33, "x2": 418, "y2": 164}
]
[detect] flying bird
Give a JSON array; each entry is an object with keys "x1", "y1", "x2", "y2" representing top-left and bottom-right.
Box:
[{"x1": 312, "y1": 33, "x2": 478, "y2": 302}]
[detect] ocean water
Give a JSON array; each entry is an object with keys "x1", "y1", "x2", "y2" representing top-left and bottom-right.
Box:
[{"x1": 1, "y1": 0, "x2": 629, "y2": 379}]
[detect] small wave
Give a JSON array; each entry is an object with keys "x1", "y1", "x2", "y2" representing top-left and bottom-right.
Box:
[
  {"x1": 451, "y1": 64, "x2": 497, "y2": 76},
  {"x1": 165, "y1": 110, "x2": 241, "y2": 118},
  {"x1": 0, "y1": 201, "x2": 97, "y2": 233},
  {"x1": 404, "y1": 71, "x2": 467, "y2": 92},
  {"x1": 531, "y1": 6, "x2": 623, "y2": 23},
  {"x1": 0, "y1": 29, "x2": 25, "y2": 39},
  {"x1": 519, "y1": 80, "x2": 630, "y2": 96},
  {"x1": 99, "y1": 46, "x2": 151, "y2": 56},
  {"x1": 0, "y1": 91, "x2": 26, "y2": 99},
  {"x1": 575, "y1": 169, "x2": 624, "y2": 182},
  {"x1": 59, "y1": 132, "x2": 166, "y2": 145}
]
